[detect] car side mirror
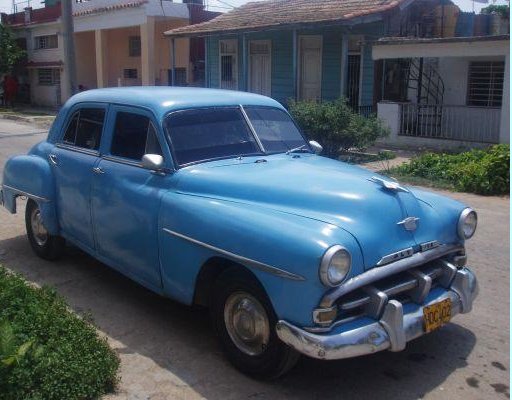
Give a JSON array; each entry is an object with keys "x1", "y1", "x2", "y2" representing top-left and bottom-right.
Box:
[
  {"x1": 309, "y1": 140, "x2": 323, "y2": 155},
  {"x1": 142, "y1": 154, "x2": 164, "y2": 171}
]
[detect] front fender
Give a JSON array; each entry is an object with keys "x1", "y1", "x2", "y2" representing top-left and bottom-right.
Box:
[
  {"x1": 158, "y1": 192, "x2": 363, "y2": 327},
  {"x1": 2, "y1": 152, "x2": 59, "y2": 235}
]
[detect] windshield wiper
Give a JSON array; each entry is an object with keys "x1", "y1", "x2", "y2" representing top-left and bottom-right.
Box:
[{"x1": 286, "y1": 144, "x2": 310, "y2": 155}]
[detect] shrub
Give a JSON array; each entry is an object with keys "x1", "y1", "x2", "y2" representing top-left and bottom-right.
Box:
[
  {"x1": 288, "y1": 98, "x2": 389, "y2": 158},
  {"x1": 391, "y1": 144, "x2": 510, "y2": 195},
  {"x1": 0, "y1": 266, "x2": 119, "y2": 400}
]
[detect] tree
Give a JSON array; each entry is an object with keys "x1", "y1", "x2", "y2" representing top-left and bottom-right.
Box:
[
  {"x1": 481, "y1": 5, "x2": 510, "y2": 19},
  {"x1": 0, "y1": 24, "x2": 25, "y2": 75}
]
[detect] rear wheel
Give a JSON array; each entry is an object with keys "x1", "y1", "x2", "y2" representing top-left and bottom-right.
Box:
[
  {"x1": 25, "y1": 199, "x2": 64, "y2": 260},
  {"x1": 212, "y1": 268, "x2": 300, "y2": 379}
]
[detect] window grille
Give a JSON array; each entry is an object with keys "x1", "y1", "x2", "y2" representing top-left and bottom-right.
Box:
[{"x1": 467, "y1": 61, "x2": 504, "y2": 107}]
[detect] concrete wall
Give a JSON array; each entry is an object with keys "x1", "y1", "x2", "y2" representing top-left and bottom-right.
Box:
[
  {"x1": 75, "y1": 31, "x2": 97, "y2": 90},
  {"x1": 155, "y1": 19, "x2": 190, "y2": 85}
]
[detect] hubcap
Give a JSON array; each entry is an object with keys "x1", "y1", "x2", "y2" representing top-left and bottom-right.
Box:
[
  {"x1": 224, "y1": 292, "x2": 270, "y2": 356},
  {"x1": 30, "y1": 206, "x2": 48, "y2": 247}
]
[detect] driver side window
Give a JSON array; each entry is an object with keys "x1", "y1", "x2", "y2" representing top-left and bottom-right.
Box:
[{"x1": 110, "y1": 112, "x2": 163, "y2": 161}]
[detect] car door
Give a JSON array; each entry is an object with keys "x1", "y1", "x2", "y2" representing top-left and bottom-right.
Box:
[
  {"x1": 51, "y1": 104, "x2": 107, "y2": 251},
  {"x1": 91, "y1": 105, "x2": 172, "y2": 290}
]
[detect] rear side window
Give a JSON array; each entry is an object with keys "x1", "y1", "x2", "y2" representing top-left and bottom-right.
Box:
[
  {"x1": 62, "y1": 108, "x2": 105, "y2": 151},
  {"x1": 110, "y1": 112, "x2": 163, "y2": 161}
]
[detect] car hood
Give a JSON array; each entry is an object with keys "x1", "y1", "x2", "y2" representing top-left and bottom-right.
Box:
[{"x1": 175, "y1": 154, "x2": 464, "y2": 269}]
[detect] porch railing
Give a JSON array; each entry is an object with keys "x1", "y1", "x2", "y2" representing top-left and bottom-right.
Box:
[{"x1": 399, "y1": 103, "x2": 501, "y2": 143}]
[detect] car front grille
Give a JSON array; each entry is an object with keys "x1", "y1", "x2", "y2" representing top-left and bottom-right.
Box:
[{"x1": 334, "y1": 259, "x2": 456, "y2": 325}]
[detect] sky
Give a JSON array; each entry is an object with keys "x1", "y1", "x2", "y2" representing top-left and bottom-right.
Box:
[{"x1": 0, "y1": 0, "x2": 508, "y2": 17}]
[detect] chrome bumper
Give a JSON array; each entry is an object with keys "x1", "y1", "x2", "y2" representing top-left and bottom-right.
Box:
[{"x1": 276, "y1": 267, "x2": 478, "y2": 360}]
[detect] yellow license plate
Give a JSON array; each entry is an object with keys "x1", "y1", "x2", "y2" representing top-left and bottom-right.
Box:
[{"x1": 423, "y1": 298, "x2": 452, "y2": 333}]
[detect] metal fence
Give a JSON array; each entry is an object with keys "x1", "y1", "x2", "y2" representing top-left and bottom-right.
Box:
[{"x1": 399, "y1": 103, "x2": 501, "y2": 143}]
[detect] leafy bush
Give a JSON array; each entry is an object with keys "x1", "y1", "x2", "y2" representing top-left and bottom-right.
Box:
[
  {"x1": 288, "y1": 99, "x2": 389, "y2": 158},
  {"x1": 0, "y1": 267, "x2": 119, "y2": 400},
  {"x1": 391, "y1": 144, "x2": 510, "y2": 195}
]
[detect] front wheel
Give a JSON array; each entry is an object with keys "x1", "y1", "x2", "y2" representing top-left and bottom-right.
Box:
[
  {"x1": 212, "y1": 268, "x2": 300, "y2": 379},
  {"x1": 25, "y1": 199, "x2": 65, "y2": 260}
]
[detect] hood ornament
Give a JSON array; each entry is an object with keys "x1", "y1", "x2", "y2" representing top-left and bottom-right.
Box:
[
  {"x1": 369, "y1": 176, "x2": 409, "y2": 193},
  {"x1": 398, "y1": 217, "x2": 420, "y2": 231}
]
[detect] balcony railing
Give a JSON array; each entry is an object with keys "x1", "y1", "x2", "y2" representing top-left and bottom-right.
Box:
[{"x1": 399, "y1": 103, "x2": 501, "y2": 144}]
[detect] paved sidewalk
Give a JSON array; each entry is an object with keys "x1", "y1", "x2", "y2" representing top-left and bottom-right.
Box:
[{"x1": 0, "y1": 107, "x2": 57, "y2": 129}]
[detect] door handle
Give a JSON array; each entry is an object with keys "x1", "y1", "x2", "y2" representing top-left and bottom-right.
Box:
[
  {"x1": 49, "y1": 154, "x2": 58, "y2": 165},
  {"x1": 92, "y1": 167, "x2": 105, "y2": 174}
]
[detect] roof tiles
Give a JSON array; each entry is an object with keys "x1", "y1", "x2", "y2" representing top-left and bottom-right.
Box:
[{"x1": 165, "y1": 0, "x2": 408, "y2": 37}]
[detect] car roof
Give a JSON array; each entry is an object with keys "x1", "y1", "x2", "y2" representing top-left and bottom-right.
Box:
[{"x1": 63, "y1": 87, "x2": 286, "y2": 119}]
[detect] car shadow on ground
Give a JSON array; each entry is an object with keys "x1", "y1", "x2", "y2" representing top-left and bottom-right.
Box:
[{"x1": 0, "y1": 234, "x2": 477, "y2": 400}]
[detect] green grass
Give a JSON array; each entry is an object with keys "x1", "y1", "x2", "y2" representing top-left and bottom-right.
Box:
[
  {"x1": 0, "y1": 266, "x2": 119, "y2": 400},
  {"x1": 386, "y1": 144, "x2": 509, "y2": 196}
]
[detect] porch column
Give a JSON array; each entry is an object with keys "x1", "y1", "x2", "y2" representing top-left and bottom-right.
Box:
[
  {"x1": 340, "y1": 35, "x2": 348, "y2": 99},
  {"x1": 242, "y1": 34, "x2": 248, "y2": 92},
  {"x1": 95, "y1": 29, "x2": 108, "y2": 88},
  {"x1": 499, "y1": 53, "x2": 509, "y2": 143},
  {"x1": 292, "y1": 29, "x2": 298, "y2": 100},
  {"x1": 170, "y1": 38, "x2": 176, "y2": 86},
  {"x1": 204, "y1": 36, "x2": 209, "y2": 88},
  {"x1": 140, "y1": 16, "x2": 155, "y2": 86}
]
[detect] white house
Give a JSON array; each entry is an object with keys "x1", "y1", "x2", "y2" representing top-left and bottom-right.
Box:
[{"x1": 373, "y1": 35, "x2": 509, "y2": 148}]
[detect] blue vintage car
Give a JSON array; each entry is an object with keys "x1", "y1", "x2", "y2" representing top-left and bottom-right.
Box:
[{"x1": 1, "y1": 87, "x2": 478, "y2": 378}]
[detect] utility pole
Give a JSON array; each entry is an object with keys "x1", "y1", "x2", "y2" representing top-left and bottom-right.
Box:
[{"x1": 61, "y1": 0, "x2": 77, "y2": 97}]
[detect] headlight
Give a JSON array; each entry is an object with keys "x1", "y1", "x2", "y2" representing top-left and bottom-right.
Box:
[
  {"x1": 458, "y1": 208, "x2": 478, "y2": 239},
  {"x1": 319, "y1": 245, "x2": 351, "y2": 287}
]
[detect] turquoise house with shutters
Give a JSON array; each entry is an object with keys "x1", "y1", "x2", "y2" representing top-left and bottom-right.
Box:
[{"x1": 165, "y1": 0, "x2": 443, "y2": 110}]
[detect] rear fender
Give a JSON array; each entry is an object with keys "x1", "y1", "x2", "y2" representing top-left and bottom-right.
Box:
[{"x1": 2, "y1": 154, "x2": 59, "y2": 235}]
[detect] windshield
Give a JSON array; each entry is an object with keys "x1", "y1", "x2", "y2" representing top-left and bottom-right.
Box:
[
  {"x1": 165, "y1": 106, "x2": 309, "y2": 167},
  {"x1": 244, "y1": 107, "x2": 308, "y2": 153},
  {"x1": 165, "y1": 107, "x2": 263, "y2": 166}
]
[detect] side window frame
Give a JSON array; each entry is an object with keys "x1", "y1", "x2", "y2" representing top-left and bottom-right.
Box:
[
  {"x1": 101, "y1": 105, "x2": 174, "y2": 170},
  {"x1": 57, "y1": 102, "x2": 109, "y2": 155}
]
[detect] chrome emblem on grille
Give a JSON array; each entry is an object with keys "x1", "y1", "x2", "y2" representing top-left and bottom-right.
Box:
[
  {"x1": 376, "y1": 247, "x2": 414, "y2": 266},
  {"x1": 420, "y1": 240, "x2": 440, "y2": 252},
  {"x1": 397, "y1": 217, "x2": 420, "y2": 231}
]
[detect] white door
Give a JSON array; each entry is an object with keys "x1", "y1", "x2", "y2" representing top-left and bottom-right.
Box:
[
  {"x1": 299, "y1": 36, "x2": 322, "y2": 101},
  {"x1": 249, "y1": 40, "x2": 272, "y2": 96}
]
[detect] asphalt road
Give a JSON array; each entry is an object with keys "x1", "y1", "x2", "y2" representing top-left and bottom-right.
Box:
[{"x1": 0, "y1": 118, "x2": 509, "y2": 400}]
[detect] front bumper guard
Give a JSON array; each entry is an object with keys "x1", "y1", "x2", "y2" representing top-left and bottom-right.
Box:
[{"x1": 276, "y1": 267, "x2": 478, "y2": 360}]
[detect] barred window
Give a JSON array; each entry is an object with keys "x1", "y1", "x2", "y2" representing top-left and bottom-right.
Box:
[
  {"x1": 169, "y1": 68, "x2": 187, "y2": 86},
  {"x1": 34, "y1": 35, "x2": 58, "y2": 50},
  {"x1": 467, "y1": 61, "x2": 504, "y2": 107},
  {"x1": 129, "y1": 36, "x2": 141, "y2": 57},
  {"x1": 38, "y1": 68, "x2": 60, "y2": 86},
  {"x1": 123, "y1": 69, "x2": 138, "y2": 79}
]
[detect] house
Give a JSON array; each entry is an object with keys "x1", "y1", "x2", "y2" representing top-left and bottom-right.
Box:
[
  {"x1": 2, "y1": 0, "x2": 218, "y2": 107},
  {"x1": 374, "y1": 34, "x2": 510, "y2": 147},
  {"x1": 164, "y1": 0, "x2": 509, "y2": 148},
  {"x1": 164, "y1": 0, "x2": 470, "y2": 112}
]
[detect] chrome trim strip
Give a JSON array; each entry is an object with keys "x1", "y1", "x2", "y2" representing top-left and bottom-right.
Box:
[
  {"x1": 376, "y1": 247, "x2": 414, "y2": 266},
  {"x1": 277, "y1": 268, "x2": 478, "y2": 360},
  {"x1": 239, "y1": 105, "x2": 266, "y2": 153},
  {"x1": 56, "y1": 142, "x2": 99, "y2": 156},
  {"x1": 162, "y1": 228, "x2": 305, "y2": 281},
  {"x1": 1, "y1": 184, "x2": 50, "y2": 203},
  {"x1": 102, "y1": 155, "x2": 142, "y2": 168},
  {"x1": 319, "y1": 244, "x2": 464, "y2": 308}
]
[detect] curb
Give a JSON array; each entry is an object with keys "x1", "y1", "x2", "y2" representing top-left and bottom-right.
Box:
[{"x1": 0, "y1": 113, "x2": 55, "y2": 130}]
